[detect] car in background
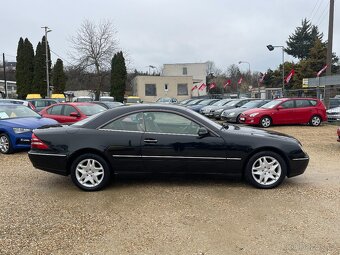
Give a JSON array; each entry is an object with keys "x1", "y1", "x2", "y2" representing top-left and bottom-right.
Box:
[
  {"x1": 213, "y1": 99, "x2": 254, "y2": 120},
  {"x1": 337, "y1": 127, "x2": 340, "y2": 142},
  {"x1": 239, "y1": 98, "x2": 327, "y2": 128},
  {"x1": 39, "y1": 102, "x2": 106, "y2": 124},
  {"x1": 125, "y1": 96, "x2": 143, "y2": 105},
  {"x1": 73, "y1": 96, "x2": 93, "y2": 102},
  {"x1": 0, "y1": 99, "x2": 35, "y2": 111},
  {"x1": 0, "y1": 104, "x2": 58, "y2": 154},
  {"x1": 200, "y1": 98, "x2": 233, "y2": 117},
  {"x1": 185, "y1": 98, "x2": 205, "y2": 107},
  {"x1": 92, "y1": 101, "x2": 124, "y2": 109},
  {"x1": 326, "y1": 106, "x2": 340, "y2": 122},
  {"x1": 99, "y1": 96, "x2": 114, "y2": 102},
  {"x1": 329, "y1": 97, "x2": 340, "y2": 109},
  {"x1": 28, "y1": 104, "x2": 309, "y2": 191},
  {"x1": 186, "y1": 99, "x2": 220, "y2": 112},
  {"x1": 51, "y1": 94, "x2": 66, "y2": 102},
  {"x1": 178, "y1": 99, "x2": 194, "y2": 105},
  {"x1": 27, "y1": 99, "x2": 59, "y2": 112},
  {"x1": 221, "y1": 99, "x2": 271, "y2": 123},
  {"x1": 156, "y1": 97, "x2": 178, "y2": 104}
]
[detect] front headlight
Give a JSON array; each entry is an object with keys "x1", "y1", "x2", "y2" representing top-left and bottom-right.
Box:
[
  {"x1": 249, "y1": 113, "x2": 259, "y2": 117},
  {"x1": 228, "y1": 112, "x2": 236, "y2": 116},
  {"x1": 13, "y1": 128, "x2": 32, "y2": 134},
  {"x1": 215, "y1": 109, "x2": 224, "y2": 113}
]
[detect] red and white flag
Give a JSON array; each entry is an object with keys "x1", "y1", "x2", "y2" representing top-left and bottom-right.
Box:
[
  {"x1": 191, "y1": 85, "x2": 198, "y2": 91},
  {"x1": 317, "y1": 64, "x2": 328, "y2": 77},
  {"x1": 238, "y1": 77, "x2": 243, "y2": 85},
  {"x1": 209, "y1": 82, "x2": 216, "y2": 89},
  {"x1": 285, "y1": 69, "x2": 295, "y2": 84},
  {"x1": 198, "y1": 83, "x2": 206, "y2": 91},
  {"x1": 223, "y1": 79, "x2": 231, "y2": 88},
  {"x1": 259, "y1": 72, "x2": 266, "y2": 83}
]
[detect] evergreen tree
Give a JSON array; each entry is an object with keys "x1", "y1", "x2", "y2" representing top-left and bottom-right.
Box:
[
  {"x1": 33, "y1": 42, "x2": 46, "y2": 97},
  {"x1": 16, "y1": 38, "x2": 25, "y2": 98},
  {"x1": 23, "y1": 38, "x2": 35, "y2": 96},
  {"x1": 285, "y1": 18, "x2": 323, "y2": 60},
  {"x1": 52, "y1": 59, "x2": 66, "y2": 93},
  {"x1": 110, "y1": 51, "x2": 127, "y2": 102}
]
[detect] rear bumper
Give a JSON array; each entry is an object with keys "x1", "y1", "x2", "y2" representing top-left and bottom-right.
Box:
[{"x1": 28, "y1": 151, "x2": 69, "y2": 176}]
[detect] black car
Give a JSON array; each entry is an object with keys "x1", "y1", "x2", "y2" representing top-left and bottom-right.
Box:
[{"x1": 28, "y1": 104, "x2": 309, "y2": 191}]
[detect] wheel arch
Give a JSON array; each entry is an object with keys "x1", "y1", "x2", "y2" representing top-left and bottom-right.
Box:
[
  {"x1": 241, "y1": 146, "x2": 290, "y2": 177},
  {"x1": 260, "y1": 115, "x2": 273, "y2": 126},
  {"x1": 66, "y1": 148, "x2": 113, "y2": 175}
]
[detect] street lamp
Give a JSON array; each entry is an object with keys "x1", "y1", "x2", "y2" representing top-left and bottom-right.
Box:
[
  {"x1": 238, "y1": 61, "x2": 250, "y2": 73},
  {"x1": 42, "y1": 26, "x2": 52, "y2": 98},
  {"x1": 267, "y1": 44, "x2": 285, "y2": 96}
]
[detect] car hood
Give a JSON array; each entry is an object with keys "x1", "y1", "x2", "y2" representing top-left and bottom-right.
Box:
[
  {"x1": 223, "y1": 107, "x2": 249, "y2": 114},
  {"x1": 241, "y1": 107, "x2": 270, "y2": 115},
  {"x1": 0, "y1": 117, "x2": 58, "y2": 129}
]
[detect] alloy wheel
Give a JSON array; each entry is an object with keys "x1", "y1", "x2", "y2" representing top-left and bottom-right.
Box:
[
  {"x1": 0, "y1": 135, "x2": 10, "y2": 154},
  {"x1": 261, "y1": 117, "x2": 271, "y2": 128},
  {"x1": 251, "y1": 156, "x2": 281, "y2": 186},
  {"x1": 75, "y1": 159, "x2": 105, "y2": 188},
  {"x1": 311, "y1": 116, "x2": 321, "y2": 126}
]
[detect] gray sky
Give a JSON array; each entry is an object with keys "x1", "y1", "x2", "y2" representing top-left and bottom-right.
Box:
[{"x1": 1, "y1": 0, "x2": 338, "y2": 74}]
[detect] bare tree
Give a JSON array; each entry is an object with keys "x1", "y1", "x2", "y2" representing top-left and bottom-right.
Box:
[{"x1": 69, "y1": 20, "x2": 118, "y2": 98}]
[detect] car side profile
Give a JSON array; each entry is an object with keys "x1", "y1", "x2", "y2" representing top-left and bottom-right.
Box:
[
  {"x1": 239, "y1": 98, "x2": 327, "y2": 128},
  {"x1": 28, "y1": 104, "x2": 309, "y2": 191}
]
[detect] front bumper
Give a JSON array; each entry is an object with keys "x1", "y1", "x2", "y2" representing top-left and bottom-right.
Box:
[{"x1": 288, "y1": 156, "x2": 309, "y2": 178}]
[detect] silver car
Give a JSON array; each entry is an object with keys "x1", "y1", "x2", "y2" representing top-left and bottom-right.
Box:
[{"x1": 326, "y1": 107, "x2": 340, "y2": 122}]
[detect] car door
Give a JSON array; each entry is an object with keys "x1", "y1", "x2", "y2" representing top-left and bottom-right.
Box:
[
  {"x1": 294, "y1": 99, "x2": 314, "y2": 123},
  {"x1": 273, "y1": 100, "x2": 295, "y2": 124},
  {"x1": 44, "y1": 105, "x2": 64, "y2": 122},
  {"x1": 141, "y1": 111, "x2": 227, "y2": 174},
  {"x1": 62, "y1": 105, "x2": 81, "y2": 124}
]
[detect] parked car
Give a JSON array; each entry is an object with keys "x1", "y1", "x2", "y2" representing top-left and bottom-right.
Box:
[
  {"x1": 186, "y1": 99, "x2": 220, "y2": 112},
  {"x1": 27, "y1": 99, "x2": 59, "y2": 112},
  {"x1": 92, "y1": 101, "x2": 124, "y2": 109},
  {"x1": 0, "y1": 99, "x2": 35, "y2": 110},
  {"x1": 39, "y1": 102, "x2": 106, "y2": 124},
  {"x1": 156, "y1": 97, "x2": 178, "y2": 104},
  {"x1": 124, "y1": 96, "x2": 143, "y2": 105},
  {"x1": 213, "y1": 99, "x2": 254, "y2": 120},
  {"x1": 221, "y1": 99, "x2": 271, "y2": 123},
  {"x1": 337, "y1": 127, "x2": 340, "y2": 142},
  {"x1": 99, "y1": 96, "x2": 114, "y2": 102},
  {"x1": 28, "y1": 104, "x2": 309, "y2": 191},
  {"x1": 185, "y1": 99, "x2": 205, "y2": 107},
  {"x1": 329, "y1": 97, "x2": 340, "y2": 109},
  {"x1": 200, "y1": 98, "x2": 233, "y2": 117},
  {"x1": 239, "y1": 98, "x2": 327, "y2": 128},
  {"x1": 326, "y1": 106, "x2": 340, "y2": 122},
  {"x1": 72, "y1": 96, "x2": 93, "y2": 102},
  {"x1": 0, "y1": 104, "x2": 58, "y2": 154},
  {"x1": 51, "y1": 94, "x2": 66, "y2": 102},
  {"x1": 178, "y1": 99, "x2": 194, "y2": 105}
]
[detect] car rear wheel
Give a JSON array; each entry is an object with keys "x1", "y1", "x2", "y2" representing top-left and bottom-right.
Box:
[
  {"x1": 70, "y1": 153, "x2": 111, "y2": 191},
  {"x1": 0, "y1": 133, "x2": 12, "y2": 154},
  {"x1": 309, "y1": 115, "x2": 321, "y2": 126},
  {"x1": 245, "y1": 151, "x2": 287, "y2": 189},
  {"x1": 260, "y1": 116, "x2": 272, "y2": 128}
]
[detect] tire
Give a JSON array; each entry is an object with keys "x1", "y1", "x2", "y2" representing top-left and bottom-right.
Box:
[
  {"x1": 244, "y1": 151, "x2": 287, "y2": 189},
  {"x1": 70, "y1": 153, "x2": 111, "y2": 191},
  {"x1": 309, "y1": 115, "x2": 321, "y2": 126},
  {"x1": 0, "y1": 133, "x2": 12, "y2": 154},
  {"x1": 260, "y1": 116, "x2": 272, "y2": 128},
  {"x1": 236, "y1": 114, "x2": 241, "y2": 124}
]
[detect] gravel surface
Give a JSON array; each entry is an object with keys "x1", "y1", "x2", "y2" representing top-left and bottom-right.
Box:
[{"x1": 0, "y1": 124, "x2": 339, "y2": 255}]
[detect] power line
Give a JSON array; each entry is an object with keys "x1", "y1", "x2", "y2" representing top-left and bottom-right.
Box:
[
  {"x1": 50, "y1": 49, "x2": 73, "y2": 66},
  {"x1": 309, "y1": 0, "x2": 322, "y2": 21},
  {"x1": 310, "y1": 0, "x2": 324, "y2": 23},
  {"x1": 315, "y1": 1, "x2": 330, "y2": 27}
]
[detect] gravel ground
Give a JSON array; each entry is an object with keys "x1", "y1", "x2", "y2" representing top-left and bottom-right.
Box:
[{"x1": 0, "y1": 124, "x2": 339, "y2": 255}]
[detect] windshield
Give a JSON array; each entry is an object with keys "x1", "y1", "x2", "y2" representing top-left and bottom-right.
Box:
[
  {"x1": 199, "y1": 100, "x2": 215, "y2": 106},
  {"x1": 241, "y1": 101, "x2": 261, "y2": 108},
  {"x1": 0, "y1": 105, "x2": 40, "y2": 119},
  {"x1": 224, "y1": 100, "x2": 240, "y2": 106},
  {"x1": 187, "y1": 99, "x2": 202, "y2": 105},
  {"x1": 77, "y1": 104, "x2": 106, "y2": 116},
  {"x1": 261, "y1": 100, "x2": 282, "y2": 109},
  {"x1": 211, "y1": 99, "x2": 228, "y2": 106}
]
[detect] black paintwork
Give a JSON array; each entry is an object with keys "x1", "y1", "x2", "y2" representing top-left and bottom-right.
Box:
[{"x1": 28, "y1": 104, "x2": 308, "y2": 179}]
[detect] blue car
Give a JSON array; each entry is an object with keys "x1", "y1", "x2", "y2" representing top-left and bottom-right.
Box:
[{"x1": 0, "y1": 104, "x2": 58, "y2": 154}]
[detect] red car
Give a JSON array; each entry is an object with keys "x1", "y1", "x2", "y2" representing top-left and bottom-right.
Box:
[
  {"x1": 337, "y1": 127, "x2": 340, "y2": 142},
  {"x1": 239, "y1": 98, "x2": 327, "y2": 128},
  {"x1": 39, "y1": 102, "x2": 106, "y2": 124}
]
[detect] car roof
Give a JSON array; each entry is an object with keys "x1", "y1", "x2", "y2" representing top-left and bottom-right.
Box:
[{"x1": 52, "y1": 102, "x2": 96, "y2": 106}]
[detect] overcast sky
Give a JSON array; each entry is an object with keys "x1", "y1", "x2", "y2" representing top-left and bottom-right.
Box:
[{"x1": 1, "y1": 0, "x2": 338, "y2": 74}]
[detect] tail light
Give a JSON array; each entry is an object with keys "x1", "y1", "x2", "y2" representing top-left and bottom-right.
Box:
[{"x1": 31, "y1": 134, "x2": 49, "y2": 150}]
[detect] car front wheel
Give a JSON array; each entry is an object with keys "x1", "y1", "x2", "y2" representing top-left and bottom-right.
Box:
[
  {"x1": 245, "y1": 151, "x2": 287, "y2": 189},
  {"x1": 70, "y1": 153, "x2": 111, "y2": 191},
  {"x1": 0, "y1": 133, "x2": 12, "y2": 154},
  {"x1": 310, "y1": 115, "x2": 321, "y2": 126},
  {"x1": 260, "y1": 116, "x2": 272, "y2": 128}
]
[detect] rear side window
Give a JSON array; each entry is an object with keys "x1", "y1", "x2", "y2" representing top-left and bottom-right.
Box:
[
  {"x1": 280, "y1": 100, "x2": 294, "y2": 109},
  {"x1": 47, "y1": 105, "x2": 63, "y2": 115},
  {"x1": 309, "y1": 100, "x2": 317, "y2": 106},
  {"x1": 296, "y1": 100, "x2": 312, "y2": 108}
]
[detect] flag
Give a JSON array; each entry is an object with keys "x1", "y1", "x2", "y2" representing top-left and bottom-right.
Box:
[
  {"x1": 259, "y1": 72, "x2": 266, "y2": 83},
  {"x1": 223, "y1": 79, "x2": 231, "y2": 88},
  {"x1": 209, "y1": 82, "x2": 216, "y2": 89},
  {"x1": 238, "y1": 77, "x2": 243, "y2": 85},
  {"x1": 198, "y1": 83, "x2": 206, "y2": 91},
  {"x1": 191, "y1": 85, "x2": 198, "y2": 91},
  {"x1": 317, "y1": 64, "x2": 328, "y2": 77},
  {"x1": 285, "y1": 69, "x2": 295, "y2": 84}
]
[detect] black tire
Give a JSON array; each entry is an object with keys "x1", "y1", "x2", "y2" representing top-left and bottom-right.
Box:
[
  {"x1": 244, "y1": 151, "x2": 287, "y2": 189},
  {"x1": 70, "y1": 153, "x2": 111, "y2": 191},
  {"x1": 236, "y1": 114, "x2": 241, "y2": 124},
  {"x1": 0, "y1": 133, "x2": 12, "y2": 154},
  {"x1": 309, "y1": 115, "x2": 321, "y2": 126},
  {"x1": 260, "y1": 116, "x2": 272, "y2": 128}
]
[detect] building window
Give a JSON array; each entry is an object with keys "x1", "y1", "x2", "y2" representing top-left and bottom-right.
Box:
[
  {"x1": 145, "y1": 84, "x2": 157, "y2": 96},
  {"x1": 182, "y1": 67, "x2": 187, "y2": 75},
  {"x1": 177, "y1": 84, "x2": 188, "y2": 95},
  {"x1": 164, "y1": 84, "x2": 168, "y2": 91}
]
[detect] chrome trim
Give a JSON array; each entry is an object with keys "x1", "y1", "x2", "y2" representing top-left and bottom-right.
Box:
[
  {"x1": 226, "y1": 157, "x2": 242, "y2": 160},
  {"x1": 292, "y1": 157, "x2": 309, "y2": 161},
  {"x1": 112, "y1": 155, "x2": 226, "y2": 160},
  {"x1": 28, "y1": 152, "x2": 67, "y2": 157},
  {"x1": 99, "y1": 129, "x2": 144, "y2": 133},
  {"x1": 144, "y1": 131, "x2": 197, "y2": 136}
]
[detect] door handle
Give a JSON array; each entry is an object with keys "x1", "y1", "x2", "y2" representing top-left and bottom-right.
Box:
[{"x1": 144, "y1": 138, "x2": 158, "y2": 143}]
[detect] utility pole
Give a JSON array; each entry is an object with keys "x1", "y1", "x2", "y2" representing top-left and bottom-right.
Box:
[
  {"x1": 42, "y1": 26, "x2": 52, "y2": 97},
  {"x1": 2, "y1": 53, "x2": 7, "y2": 98},
  {"x1": 326, "y1": 0, "x2": 334, "y2": 75}
]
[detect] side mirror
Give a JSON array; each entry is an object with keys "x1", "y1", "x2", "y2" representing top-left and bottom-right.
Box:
[
  {"x1": 277, "y1": 105, "x2": 283, "y2": 110},
  {"x1": 70, "y1": 112, "x2": 80, "y2": 117},
  {"x1": 197, "y1": 127, "x2": 209, "y2": 137}
]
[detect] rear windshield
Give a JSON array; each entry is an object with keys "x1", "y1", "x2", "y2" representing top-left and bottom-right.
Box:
[
  {"x1": 0, "y1": 105, "x2": 40, "y2": 119},
  {"x1": 77, "y1": 105, "x2": 106, "y2": 116}
]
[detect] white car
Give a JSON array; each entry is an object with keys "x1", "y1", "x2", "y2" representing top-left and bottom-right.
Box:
[{"x1": 327, "y1": 107, "x2": 340, "y2": 122}]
